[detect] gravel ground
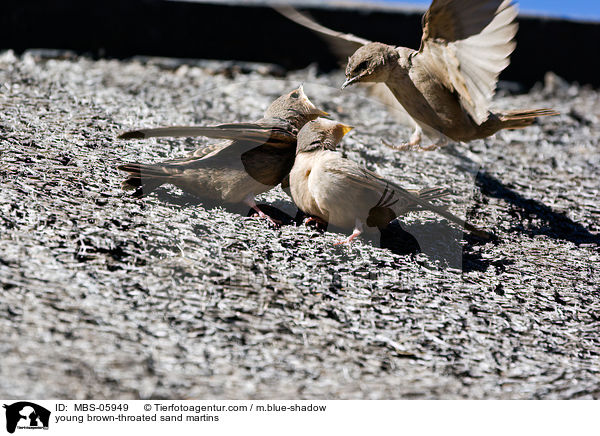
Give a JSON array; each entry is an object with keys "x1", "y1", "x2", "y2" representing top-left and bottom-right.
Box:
[{"x1": 1, "y1": 50, "x2": 599, "y2": 399}]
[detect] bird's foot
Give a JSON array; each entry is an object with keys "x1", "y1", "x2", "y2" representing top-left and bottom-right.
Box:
[
  {"x1": 382, "y1": 138, "x2": 421, "y2": 152},
  {"x1": 250, "y1": 208, "x2": 282, "y2": 227},
  {"x1": 382, "y1": 127, "x2": 423, "y2": 151},
  {"x1": 333, "y1": 228, "x2": 362, "y2": 246},
  {"x1": 303, "y1": 216, "x2": 327, "y2": 227},
  {"x1": 244, "y1": 195, "x2": 282, "y2": 227},
  {"x1": 382, "y1": 139, "x2": 445, "y2": 152},
  {"x1": 333, "y1": 234, "x2": 359, "y2": 246},
  {"x1": 418, "y1": 143, "x2": 443, "y2": 152},
  {"x1": 419, "y1": 136, "x2": 449, "y2": 151}
]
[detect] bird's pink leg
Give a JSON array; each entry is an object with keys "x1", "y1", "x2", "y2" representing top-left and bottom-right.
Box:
[
  {"x1": 334, "y1": 220, "x2": 363, "y2": 246},
  {"x1": 244, "y1": 195, "x2": 281, "y2": 226},
  {"x1": 303, "y1": 216, "x2": 327, "y2": 226}
]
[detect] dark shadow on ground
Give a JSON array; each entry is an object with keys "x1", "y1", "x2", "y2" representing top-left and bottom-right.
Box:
[
  {"x1": 143, "y1": 187, "x2": 496, "y2": 266},
  {"x1": 461, "y1": 232, "x2": 513, "y2": 274},
  {"x1": 150, "y1": 175, "x2": 593, "y2": 274},
  {"x1": 475, "y1": 171, "x2": 600, "y2": 248},
  {"x1": 148, "y1": 183, "x2": 517, "y2": 272},
  {"x1": 152, "y1": 187, "x2": 294, "y2": 226}
]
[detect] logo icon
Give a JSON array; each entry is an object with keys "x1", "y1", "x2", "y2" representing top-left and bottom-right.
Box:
[{"x1": 3, "y1": 402, "x2": 50, "y2": 434}]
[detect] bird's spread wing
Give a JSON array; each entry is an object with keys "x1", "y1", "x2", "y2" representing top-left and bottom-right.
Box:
[
  {"x1": 274, "y1": 5, "x2": 370, "y2": 60},
  {"x1": 421, "y1": 0, "x2": 509, "y2": 43},
  {"x1": 416, "y1": 0, "x2": 518, "y2": 124},
  {"x1": 327, "y1": 160, "x2": 489, "y2": 238},
  {"x1": 189, "y1": 141, "x2": 230, "y2": 159},
  {"x1": 119, "y1": 122, "x2": 296, "y2": 147}
]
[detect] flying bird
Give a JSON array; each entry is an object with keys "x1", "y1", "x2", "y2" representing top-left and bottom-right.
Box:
[{"x1": 277, "y1": 0, "x2": 557, "y2": 150}]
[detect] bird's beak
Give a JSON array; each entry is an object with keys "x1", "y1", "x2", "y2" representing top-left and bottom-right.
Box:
[
  {"x1": 339, "y1": 124, "x2": 354, "y2": 136},
  {"x1": 298, "y1": 86, "x2": 329, "y2": 117},
  {"x1": 341, "y1": 76, "x2": 360, "y2": 89}
]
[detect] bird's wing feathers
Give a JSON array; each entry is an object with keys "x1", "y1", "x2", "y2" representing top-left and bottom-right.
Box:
[
  {"x1": 418, "y1": 0, "x2": 518, "y2": 124},
  {"x1": 119, "y1": 122, "x2": 295, "y2": 147},
  {"x1": 421, "y1": 0, "x2": 507, "y2": 43},
  {"x1": 119, "y1": 126, "x2": 217, "y2": 139},
  {"x1": 274, "y1": 5, "x2": 370, "y2": 61},
  {"x1": 326, "y1": 159, "x2": 489, "y2": 237},
  {"x1": 189, "y1": 141, "x2": 230, "y2": 159}
]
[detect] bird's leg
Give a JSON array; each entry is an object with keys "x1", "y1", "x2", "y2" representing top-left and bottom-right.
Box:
[
  {"x1": 408, "y1": 126, "x2": 423, "y2": 146},
  {"x1": 303, "y1": 216, "x2": 327, "y2": 226},
  {"x1": 244, "y1": 195, "x2": 281, "y2": 226},
  {"x1": 334, "y1": 220, "x2": 363, "y2": 246},
  {"x1": 382, "y1": 125, "x2": 423, "y2": 151}
]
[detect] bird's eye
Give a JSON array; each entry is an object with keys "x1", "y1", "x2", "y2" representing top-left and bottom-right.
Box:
[
  {"x1": 356, "y1": 61, "x2": 369, "y2": 72},
  {"x1": 290, "y1": 91, "x2": 300, "y2": 98}
]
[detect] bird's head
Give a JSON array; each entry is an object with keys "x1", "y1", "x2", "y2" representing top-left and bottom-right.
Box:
[
  {"x1": 265, "y1": 85, "x2": 329, "y2": 129},
  {"x1": 342, "y1": 42, "x2": 398, "y2": 89},
  {"x1": 296, "y1": 118, "x2": 353, "y2": 154}
]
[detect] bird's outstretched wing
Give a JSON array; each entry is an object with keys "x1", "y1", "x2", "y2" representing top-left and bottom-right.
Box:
[
  {"x1": 118, "y1": 122, "x2": 296, "y2": 147},
  {"x1": 274, "y1": 5, "x2": 370, "y2": 60},
  {"x1": 416, "y1": 0, "x2": 518, "y2": 124},
  {"x1": 421, "y1": 0, "x2": 509, "y2": 43}
]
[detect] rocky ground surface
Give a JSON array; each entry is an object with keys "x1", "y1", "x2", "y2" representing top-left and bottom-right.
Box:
[{"x1": 1, "y1": 51, "x2": 599, "y2": 399}]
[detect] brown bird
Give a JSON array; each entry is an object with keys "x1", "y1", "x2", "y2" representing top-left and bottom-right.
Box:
[
  {"x1": 289, "y1": 118, "x2": 489, "y2": 245},
  {"x1": 117, "y1": 86, "x2": 328, "y2": 223},
  {"x1": 277, "y1": 1, "x2": 558, "y2": 150}
]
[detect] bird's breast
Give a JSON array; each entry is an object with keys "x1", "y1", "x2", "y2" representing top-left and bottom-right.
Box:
[
  {"x1": 387, "y1": 63, "x2": 477, "y2": 139},
  {"x1": 289, "y1": 154, "x2": 328, "y2": 220}
]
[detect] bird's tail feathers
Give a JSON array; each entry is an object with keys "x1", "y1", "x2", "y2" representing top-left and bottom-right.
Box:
[
  {"x1": 398, "y1": 184, "x2": 489, "y2": 238},
  {"x1": 417, "y1": 187, "x2": 451, "y2": 202},
  {"x1": 402, "y1": 187, "x2": 451, "y2": 213},
  {"x1": 498, "y1": 108, "x2": 559, "y2": 129}
]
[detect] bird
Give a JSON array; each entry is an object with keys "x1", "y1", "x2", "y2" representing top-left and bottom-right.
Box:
[
  {"x1": 276, "y1": 1, "x2": 558, "y2": 150},
  {"x1": 288, "y1": 118, "x2": 490, "y2": 245},
  {"x1": 117, "y1": 86, "x2": 328, "y2": 224}
]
